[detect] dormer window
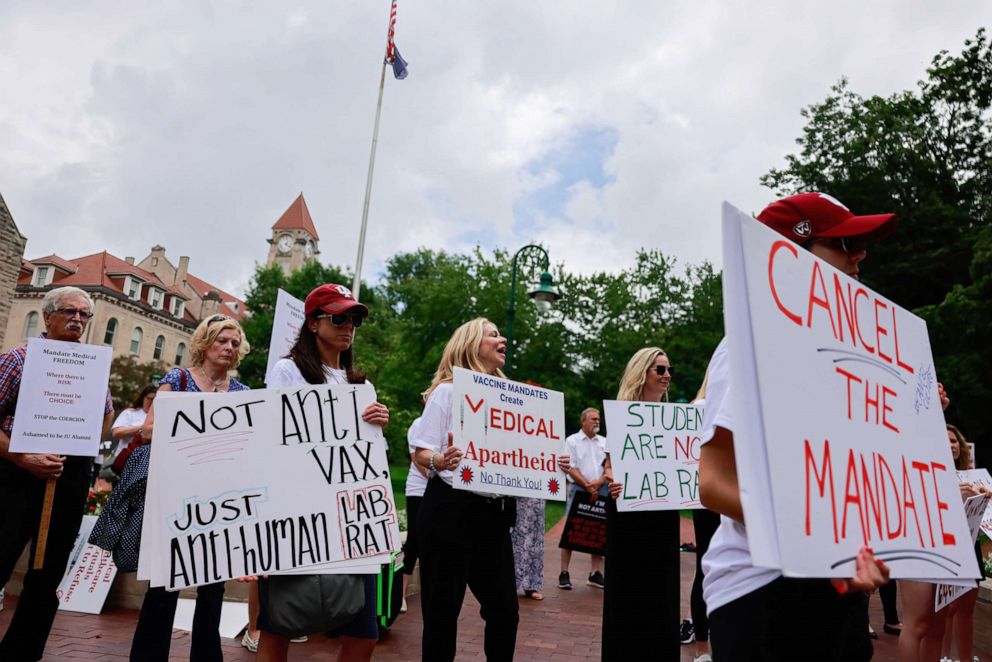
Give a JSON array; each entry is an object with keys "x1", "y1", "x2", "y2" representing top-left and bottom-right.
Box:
[
  {"x1": 149, "y1": 288, "x2": 164, "y2": 309},
  {"x1": 229, "y1": 302, "x2": 239, "y2": 314},
  {"x1": 32, "y1": 266, "x2": 52, "y2": 287},
  {"x1": 170, "y1": 298, "x2": 185, "y2": 318},
  {"x1": 124, "y1": 276, "x2": 143, "y2": 300}
]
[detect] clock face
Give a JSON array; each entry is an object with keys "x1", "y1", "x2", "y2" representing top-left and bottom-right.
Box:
[
  {"x1": 305, "y1": 240, "x2": 315, "y2": 257},
  {"x1": 277, "y1": 234, "x2": 293, "y2": 253}
]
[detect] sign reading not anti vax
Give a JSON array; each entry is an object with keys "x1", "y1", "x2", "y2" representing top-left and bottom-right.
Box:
[{"x1": 451, "y1": 367, "x2": 566, "y2": 500}]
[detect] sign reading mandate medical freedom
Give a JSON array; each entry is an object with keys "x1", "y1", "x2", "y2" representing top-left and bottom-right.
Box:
[
  {"x1": 603, "y1": 401, "x2": 703, "y2": 512},
  {"x1": 9, "y1": 337, "x2": 112, "y2": 457},
  {"x1": 141, "y1": 384, "x2": 400, "y2": 590},
  {"x1": 451, "y1": 367, "x2": 566, "y2": 499},
  {"x1": 722, "y1": 202, "x2": 979, "y2": 580}
]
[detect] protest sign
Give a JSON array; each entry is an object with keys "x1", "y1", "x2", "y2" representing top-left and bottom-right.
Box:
[
  {"x1": 935, "y1": 493, "x2": 989, "y2": 611},
  {"x1": 451, "y1": 367, "x2": 566, "y2": 500},
  {"x1": 558, "y1": 493, "x2": 607, "y2": 556},
  {"x1": 56, "y1": 515, "x2": 117, "y2": 614},
  {"x1": 722, "y1": 202, "x2": 979, "y2": 580},
  {"x1": 9, "y1": 337, "x2": 112, "y2": 457},
  {"x1": 603, "y1": 401, "x2": 703, "y2": 512},
  {"x1": 264, "y1": 289, "x2": 305, "y2": 385},
  {"x1": 957, "y1": 469, "x2": 992, "y2": 538},
  {"x1": 140, "y1": 384, "x2": 400, "y2": 590}
]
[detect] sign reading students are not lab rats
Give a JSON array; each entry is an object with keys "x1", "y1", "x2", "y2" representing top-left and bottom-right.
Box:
[
  {"x1": 141, "y1": 384, "x2": 400, "y2": 590},
  {"x1": 451, "y1": 367, "x2": 566, "y2": 500},
  {"x1": 264, "y1": 289, "x2": 305, "y2": 385},
  {"x1": 603, "y1": 401, "x2": 703, "y2": 512},
  {"x1": 722, "y1": 202, "x2": 979, "y2": 580},
  {"x1": 9, "y1": 337, "x2": 112, "y2": 457}
]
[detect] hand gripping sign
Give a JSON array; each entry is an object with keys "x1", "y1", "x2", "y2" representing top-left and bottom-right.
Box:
[
  {"x1": 722, "y1": 202, "x2": 979, "y2": 580},
  {"x1": 451, "y1": 367, "x2": 566, "y2": 500}
]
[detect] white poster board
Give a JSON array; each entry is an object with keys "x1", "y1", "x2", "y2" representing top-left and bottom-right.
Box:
[
  {"x1": 56, "y1": 515, "x2": 118, "y2": 614},
  {"x1": 9, "y1": 337, "x2": 112, "y2": 457},
  {"x1": 603, "y1": 401, "x2": 703, "y2": 511},
  {"x1": 935, "y1": 493, "x2": 989, "y2": 611},
  {"x1": 722, "y1": 202, "x2": 979, "y2": 580},
  {"x1": 958, "y1": 469, "x2": 992, "y2": 538},
  {"x1": 140, "y1": 385, "x2": 399, "y2": 590},
  {"x1": 264, "y1": 289, "x2": 305, "y2": 385},
  {"x1": 451, "y1": 367, "x2": 566, "y2": 500}
]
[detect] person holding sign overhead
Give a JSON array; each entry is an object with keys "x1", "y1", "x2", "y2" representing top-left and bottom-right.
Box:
[
  {"x1": 410, "y1": 318, "x2": 518, "y2": 661},
  {"x1": 259, "y1": 283, "x2": 389, "y2": 662},
  {"x1": 698, "y1": 193, "x2": 894, "y2": 662},
  {"x1": 0, "y1": 286, "x2": 115, "y2": 661},
  {"x1": 602, "y1": 347, "x2": 681, "y2": 661},
  {"x1": 130, "y1": 314, "x2": 251, "y2": 662}
]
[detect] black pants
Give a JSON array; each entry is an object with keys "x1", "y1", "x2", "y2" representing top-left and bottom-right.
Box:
[
  {"x1": 689, "y1": 508, "x2": 720, "y2": 642},
  {"x1": 710, "y1": 577, "x2": 871, "y2": 662},
  {"x1": 418, "y1": 478, "x2": 518, "y2": 662},
  {"x1": 879, "y1": 580, "x2": 899, "y2": 625},
  {"x1": 403, "y1": 495, "x2": 423, "y2": 575},
  {"x1": 0, "y1": 457, "x2": 89, "y2": 662},
  {"x1": 601, "y1": 499, "x2": 680, "y2": 661},
  {"x1": 130, "y1": 582, "x2": 225, "y2": 662}
]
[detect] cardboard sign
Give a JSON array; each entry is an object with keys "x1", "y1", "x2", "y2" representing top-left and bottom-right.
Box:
[
  {"x1": 139, "y1": 385, "x2": 400, "y2": 590},
  {"x1": 935, "y1": 493, "x2": 989, "y2": 611},
  {"x1": 9, "y1": 337, "x2": 112, "y2": 457},
  {"x1": 451, "y1": 367, "x2": 566, "y2": 500},
  {"x1": 957, "y1": 469, "x2": 992, "y2": 538},
  {"x1": 56, "y1": 516, "x2": 118, "y2": 614},
  {"x1": 558, "y1": 493, "x2": 607, "y2": 555},
  {"x1": 722, "y1": 202, "x2": 978, "y2": 580},
  {"x1": 603, "y1": 401, "x2": 703, "y2": 511},
  {"x1": 264, "y1": 289, "x2": 305, "y2": 385}
]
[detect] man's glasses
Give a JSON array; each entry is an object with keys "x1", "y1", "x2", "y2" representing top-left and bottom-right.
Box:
[
  {"x1": 316, "y1": 313, "x2": 365, "y2": 328},
  {"x1": 810, "y1": 236, "x2": 867, "y2": 255},
  {"x1": 55, "y1": 308, "x2": 94, "y2": 320},
  {"x1": 653, "y1": 365, "x2": 674, "y2": 377}
]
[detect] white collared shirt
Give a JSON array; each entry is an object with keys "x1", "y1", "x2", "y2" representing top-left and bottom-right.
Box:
[{"x1": 564, "y1": 430, "x2": 607, "y2": 483}]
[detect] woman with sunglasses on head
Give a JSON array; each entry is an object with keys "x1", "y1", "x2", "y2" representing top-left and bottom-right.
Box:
[
  {"x1": 602, "y1": 348, "x2": 682, "y2": 661},
  {"x1": 258, "y1": 283, "x2": 389, "y2": 662},
  {"x1": 410, "y1": 318, "x2": 518, "y2": 662},
  {"x1": 130, "y1": 315, "x2": 251, "y2": 662}
]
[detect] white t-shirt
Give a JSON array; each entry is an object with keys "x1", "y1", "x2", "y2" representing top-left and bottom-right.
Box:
[
  {"x1": 405, "y1": 417, "x2": 429, "y2": 497},
  {"x1": 110, "y1": 408, "x2": 147, "y2": 459},
  {"x1": 564, "y1": 430, "x2": 606, "y2": 483},
  {"x1": 267, "y1": 358, "x2": 349, "y2": 388},
  {"x1": 700, "y1": 337, "x2": 781, "y2": 615},
  {"x1": 408, "y1": 382, "x2": 456, "y2": 487}
]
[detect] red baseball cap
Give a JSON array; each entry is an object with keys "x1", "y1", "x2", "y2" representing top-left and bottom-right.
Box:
[
  {"x1": 756, "y1": 192, "x2": 897, "y2": 244},
  {"x1": 304, "y1": 284, "x2": 369, "y2": 318}
]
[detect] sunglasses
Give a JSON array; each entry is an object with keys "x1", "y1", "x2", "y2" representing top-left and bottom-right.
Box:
[
  {"x1": 315, "y1": 313, "x2": 365, "y2": 328},
  {"x1": 809, "y1": 236, "x2": 867, "y2": 255},
  {"x1": 653, "y1": 365, "x2": 674, "y2": 377},
  {"x1": 208, "y1": 315, "x2": 230, "y2": 324},
  {"x1": 55, "y1": 308, "x2": 94, "y2": 320}
]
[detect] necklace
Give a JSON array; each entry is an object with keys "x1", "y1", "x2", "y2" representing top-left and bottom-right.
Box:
[{"x1": 198, "y1": 367, "x2": 228, "y2": 392}]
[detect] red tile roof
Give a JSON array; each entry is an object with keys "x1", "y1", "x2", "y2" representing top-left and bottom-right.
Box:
[
  {"x1": 271, "y1": 193, "x2": 319, "y2": 240},
  {"x1": 29, "y1": 254, "x2": 79, "y2": 274},
  {"x1": 182, "y1": 272, "x2": 248, "y2": 320}
]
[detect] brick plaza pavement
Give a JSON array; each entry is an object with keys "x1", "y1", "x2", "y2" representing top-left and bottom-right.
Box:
[{"x1": 1, "y1": 516, "x2": 989, "y2": 660}]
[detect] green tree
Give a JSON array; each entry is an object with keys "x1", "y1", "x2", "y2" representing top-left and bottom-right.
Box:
[{"x1": 109, "y1": 355, "x2": 167, "y2": 411}]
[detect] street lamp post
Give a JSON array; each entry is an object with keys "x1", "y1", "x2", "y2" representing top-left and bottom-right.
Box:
[{"x1": 505, "y1": 244, "x2": 561, "y2": 374}]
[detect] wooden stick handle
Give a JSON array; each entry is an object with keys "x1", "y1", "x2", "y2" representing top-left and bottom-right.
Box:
[{"x1": 33, "y1": 478, "x2": 57, "y2": 570}]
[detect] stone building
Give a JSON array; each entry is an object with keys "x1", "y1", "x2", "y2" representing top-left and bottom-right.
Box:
[
  {"x1": 265, "y1": 193, "x2": 320, "y2": 274},
  {"x1": 0, "y1": 193, "x2": 28, "y2": 347}
]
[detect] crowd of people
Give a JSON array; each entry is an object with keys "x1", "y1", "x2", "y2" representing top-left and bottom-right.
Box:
[{"x1": 0, "y1": 190, "x2": 989, "y2": 662}]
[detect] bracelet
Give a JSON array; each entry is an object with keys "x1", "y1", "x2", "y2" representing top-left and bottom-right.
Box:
[{"x1": 428, "y1": 452, "x2": 439, "y2": 474}]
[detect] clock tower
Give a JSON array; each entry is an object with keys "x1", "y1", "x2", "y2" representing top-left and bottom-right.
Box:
[{"x1": 266, "y1": 193, "x2": 320, "y2": 275}]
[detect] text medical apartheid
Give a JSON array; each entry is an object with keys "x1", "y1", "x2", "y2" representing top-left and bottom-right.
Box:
[
  {"x1": 141, "y1": 385, "x2": 400, "y2": 590},
  {"x1": 451, "y1": 367, "x2": 566, "y2": 500},
  {"x1": 603, "y1": 401, "x2": 703, "y2": 511},
  {"x1": 722, "y1": 203, "x2": 978, "y2": 580}
]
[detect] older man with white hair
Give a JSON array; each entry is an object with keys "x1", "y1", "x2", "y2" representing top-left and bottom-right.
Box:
[{"x1": 0, "y1": 286, "x2": 114, "y2": 661}]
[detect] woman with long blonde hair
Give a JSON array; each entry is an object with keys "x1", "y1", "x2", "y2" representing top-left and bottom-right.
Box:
[
  {"x1": 411, "y1": 318, "x2": 518, "y2": 661},
  {"x1": 602, "y1": 347, "x2": 681, "y2": 661}
]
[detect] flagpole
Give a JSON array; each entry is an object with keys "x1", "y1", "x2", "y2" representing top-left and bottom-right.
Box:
[{"x1": 352, "y1": 59, "x2": 387, "y2": 301}]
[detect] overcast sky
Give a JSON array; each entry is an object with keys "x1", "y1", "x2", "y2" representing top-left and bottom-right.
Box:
[{"x1": 1, "y1": 2, "x2": 988, "y2": 297}]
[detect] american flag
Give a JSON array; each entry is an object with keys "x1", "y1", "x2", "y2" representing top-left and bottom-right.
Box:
[{"x1": 384, "y1": 0, "x2": 408, "y2": 79}]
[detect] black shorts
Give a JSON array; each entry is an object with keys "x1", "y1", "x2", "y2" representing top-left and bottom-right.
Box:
[{"x1": 257, "y1": 573, "x2": 379, "y2": 640}]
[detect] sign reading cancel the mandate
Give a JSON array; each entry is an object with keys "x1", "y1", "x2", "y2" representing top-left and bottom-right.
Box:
[{"x1": 451, "y1": 367, "x2": 566, "y2": 500}]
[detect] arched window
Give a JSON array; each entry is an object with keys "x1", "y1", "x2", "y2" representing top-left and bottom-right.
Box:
[
  {"x1": 174, "y1": 342, "x2": 187, "y2": 366},
  {"x1": 24, "y1": 312, "x2": 40, "y2": 339},
  {"x1": 130, "y1": 327, "x2": 143, "y2": 355},
  {"x1": 103, "y1": 318, "x2": 118, "y2": 346},
  {"x1": 153, "y1": 335, "x2": 166, "y2": 360}
]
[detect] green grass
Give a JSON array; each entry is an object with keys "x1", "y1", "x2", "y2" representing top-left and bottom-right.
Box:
[{"x1": 545, "y1": 501, "x2": 565, "y2": 532}]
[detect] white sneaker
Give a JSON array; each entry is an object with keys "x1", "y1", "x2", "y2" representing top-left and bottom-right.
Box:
[
  {"x1": 693, "y1": 655, "x2": 713, "y2": 662},
  {"x1": 400, "y1": 597, "x2": 408, "y2": 613},
  {"x1": 241, "y1": 630, "x2": 259, "y2": 653},
  {"x1": 290, "y1": 635, "x2": 308, "y2": 643}
]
